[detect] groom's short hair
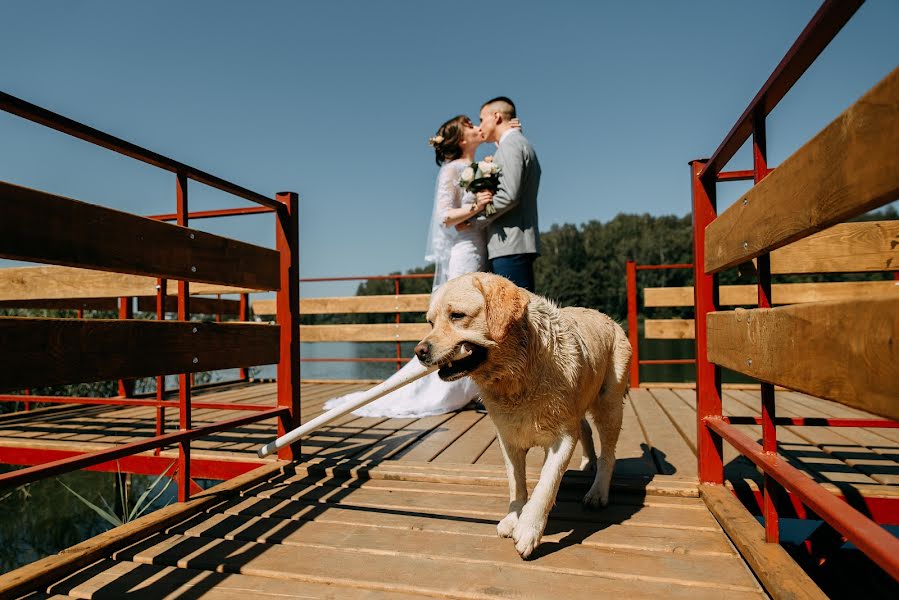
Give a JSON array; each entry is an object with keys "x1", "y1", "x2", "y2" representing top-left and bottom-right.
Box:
[{"x1": 482, "y1": 96, "x2": 516, "y2": 120}]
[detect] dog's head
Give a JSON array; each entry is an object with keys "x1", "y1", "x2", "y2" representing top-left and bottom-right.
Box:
[{"x1": 415, "y1": 273, "x2": 529, "y2": 381}]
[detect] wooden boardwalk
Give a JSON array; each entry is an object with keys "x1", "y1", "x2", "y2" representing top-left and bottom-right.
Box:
[
  {"x1": 3, "y1": 382, "x2": 899, "y2": 497},
  {"x1": 4, "y1": 380, "x2": 899, "y2": 598}
]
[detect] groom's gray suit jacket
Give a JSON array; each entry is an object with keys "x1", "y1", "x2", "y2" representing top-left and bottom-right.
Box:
[{"x1": 485, "y1": 129, "x2": 541, "y2": 259}]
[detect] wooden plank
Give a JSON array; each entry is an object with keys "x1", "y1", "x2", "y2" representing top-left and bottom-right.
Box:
[
  {"x1": 0, "y1": 462, "x2": 285, "y2": 599},
  {"x1": 121, "y1": 532, "x2": 764, "y2": 600},
  {"x1": 0, "y1": 265, "x2": 262, "y2": 301},
  {"x1": 644, "y1": 286, "x2": 695, "y2": 307},
  {"x1": 0, "y1": 181, "x2": 280, "y2": 290},
  {"x1": 0, "y1": 318, "x2": 279, "y2": 391},
  {"x1": 301, "y1": 322, "x2": 430, "y2": 342},
  {"x1": 616, "y1": 395, "x2": 659, "y2": 477},
  {"x1": 432, "y1": 413, "x2": 496, "y2": 464},
  {"x1": 783, "y1": 391, "x2": 899, "y2": 445},
  {"x1": 725, "y1": 390, "x2": 879, "y2": 486},
  {"x1": 645, "y1": 280, "x2": 897, "y2": 308},
  {"x1": 771, "y1": 221, "x2": 899, "y2": 274},
  {"x1": 51, "y1": 559, "x2": 426, "y2": 600},
  {"x1": 629, "y1": 388, "x2": 697, "y2": 478},
  {"x1": 218, "y1": 494, "x2": 735, "y2": 557},
  {"x1": 136, "y1": 296, "x2": 240, "y2": 315},
  {"x1": 169, "y1": 513, "x2": 760, "y2": 591},
  {"x1": 254, "y1": 293, "x2": 431, "y2": 316},
  {"x1": 349, "y1": 414, "x2": 454, "y2": 462},
  {"x1": 707, "y1": 298, "x2": 899, "y2": 420},
  {"x1": 249, "y1": 479, "x2": 722, "y2": 529},
  {"x1": 701, "y1": 484, "x2": 828, "y2": 600},
  {"x1": 705, "y1": 67, "x2": 899, "y2": 274},
  {"x1": 645, "y1": 318, "x2": 694, "y2": 339},
  {"x1": 394, "y1": 410, "x2": 483, "y2": 462}
]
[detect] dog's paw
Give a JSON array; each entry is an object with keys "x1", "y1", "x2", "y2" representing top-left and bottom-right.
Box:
[
  {"x1": 582, "y1": 488, "x2": 609, "y2": 509},
  {"x1": 512, "y1": 519, "x2": 543, "y2": 559},
  {"x1": 496, "y1": 512, "x2": 518, "y2": 538}
]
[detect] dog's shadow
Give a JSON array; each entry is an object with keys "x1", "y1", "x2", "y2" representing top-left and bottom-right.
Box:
[{"x1": 530, "y1": 454, "x2": 660, "y2": 561}]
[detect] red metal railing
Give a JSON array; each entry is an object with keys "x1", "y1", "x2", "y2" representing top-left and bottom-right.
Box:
[
  {"x1": 625, "y1": 260, "x2": 695, "y2": 388},
  {"x1": 691, "y1": 0, "x2": 899, "y2": 580},
  {"x1": 0, "y1": 91, "x2": 301, "y2": 499},
  {"x1": 300, "y1": 272, "x2": 434, "y2": 371}
]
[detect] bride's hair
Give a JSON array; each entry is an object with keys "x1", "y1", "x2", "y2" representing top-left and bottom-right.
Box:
[{"x1": 430, "y1": 115, "x2": 471, "y2": 165}]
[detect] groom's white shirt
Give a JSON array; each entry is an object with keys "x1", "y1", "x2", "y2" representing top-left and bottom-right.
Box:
[{"x1": 498, "y1": 129, "x2": 515, "y2": 146}]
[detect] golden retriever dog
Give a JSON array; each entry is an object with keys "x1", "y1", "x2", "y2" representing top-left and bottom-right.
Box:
[{"x1": 414, "y1": 272, "x2": 632, "y2": 559}]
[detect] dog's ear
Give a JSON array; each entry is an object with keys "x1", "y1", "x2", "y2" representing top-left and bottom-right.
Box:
[{"x1": 475, "y1": 274, "x2": 528, "y2": 342}]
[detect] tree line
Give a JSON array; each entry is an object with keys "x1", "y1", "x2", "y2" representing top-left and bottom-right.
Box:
[{"x1": 334, "y1": 205, "x2": 896, "y2": 324}]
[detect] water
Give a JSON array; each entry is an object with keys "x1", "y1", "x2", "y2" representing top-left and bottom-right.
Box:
[{"x1": 0, "y1": 465, "x2": 221, "y2": 573}]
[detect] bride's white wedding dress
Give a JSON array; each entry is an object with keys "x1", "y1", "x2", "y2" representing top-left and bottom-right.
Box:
[{"x1": 323, "y1": 159, "x2": 486, "y2": 418}]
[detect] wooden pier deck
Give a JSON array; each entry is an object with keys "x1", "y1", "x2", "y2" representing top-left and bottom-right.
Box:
[{"x1": 3, "y1": 380, "x2": 898, "y2": 598}]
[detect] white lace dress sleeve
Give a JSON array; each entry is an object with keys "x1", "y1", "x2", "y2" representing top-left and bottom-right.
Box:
[{"x1": 425, "y1": 162, "x2": 462, "y2": 290}]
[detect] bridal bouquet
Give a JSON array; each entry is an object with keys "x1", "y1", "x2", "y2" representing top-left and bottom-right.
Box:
[{"x1": 459, "y1": 156, "x2": 500, "y2": 216}]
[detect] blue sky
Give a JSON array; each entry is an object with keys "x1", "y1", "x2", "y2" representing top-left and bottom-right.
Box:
[{"x1": 1, "y1": 1, "x2": 897, "y2": 297}]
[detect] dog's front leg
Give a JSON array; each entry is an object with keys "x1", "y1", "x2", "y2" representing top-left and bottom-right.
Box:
[
  {"x1": 496, "y1": 432, "x2": 527, "y2": 539},
  {"x1": 513, "y1": 433, "x2": 577, "y2": 559}
]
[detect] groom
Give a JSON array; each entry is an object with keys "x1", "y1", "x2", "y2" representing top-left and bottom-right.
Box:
[{"x1": 475, "y1": 96, "x2": 541, "y2": 292}]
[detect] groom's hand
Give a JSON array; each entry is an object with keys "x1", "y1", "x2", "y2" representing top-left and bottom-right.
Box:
[{"x1": 455, "y1": 221, "x2": 472, "y2": 232}]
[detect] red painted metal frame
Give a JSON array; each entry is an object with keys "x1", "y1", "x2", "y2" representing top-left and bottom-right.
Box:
[
  {"x1": 626, "y1": 260, "x2": 639, "y2": 389},
  {"x1": 299, "y1": 274, "x2": 434, "y2": 283},
  {"x1": 737, "y1": 486, "x2": 899, "y2": 528},
  {"x1": 275, "y1": 192, "x2": 301, "y2": 461},
  {"x1": 0, "y1": 446, "x2": 266, "y2": 482},
  {"x1": 692, "y1": 0, "x2": 899, "y2": 580},
  {"x1": 707, "y1": 419, "x2": 899, "y2": 578},
  {"x1": 149, "y1": 206, "x2": 274, "y2": 222},
  {"x1": 176, "y1": 172, "x2": 192, "y2": 502},
  {"x1": 0, "y1": 395, "x2": 273, "y2": 412},
  {"x1": 724, "y1": 416, "x2": 899, "y2": 428},
  {"x1": 634, "y1": 263, "x2": 693, "y2": 271},
  {"x1": 752, "y1": 110, "x2": 782, "y2": 543},
  {"x1": 638, "y1": 359, "x2": 695, "y2": 366},
  {"x1": 624, "y1": 260, "x2": 696, "y2": 388},
  {"x1": 0, "y1": 407, "x2": 287, "y2": 490},
  {"x1": 155, "y1": 278, "x2": 167, "y2": 452},
  {"x1": 691, "y1": 159, "x2": 724, "y2": 485},
  {"x1": 0, "y1": 92, "x2": 295, "y2": 506},
  {"x1": 117, "y1": 297, "x2": 135, "y2": 398},
  {"x1": 0, "y1": 91, "x2": 279, "y2": 210},
  {"x1": 699, "y1": 0, "x2": 864, "y2": 180}
]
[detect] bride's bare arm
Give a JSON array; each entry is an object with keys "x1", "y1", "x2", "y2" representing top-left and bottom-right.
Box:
[{"x1": 441, "y1": 202, "x2": 483, "y2": 228}]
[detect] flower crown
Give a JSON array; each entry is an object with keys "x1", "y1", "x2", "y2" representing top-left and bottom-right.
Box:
[{"x1": 427, "y1": 135, "x2": 444, "y2": 147}]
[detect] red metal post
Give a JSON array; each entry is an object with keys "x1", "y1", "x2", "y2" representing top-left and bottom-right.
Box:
[
  {"x1": 753, "y1": 111, "x2": 781, "y2": 543},
  {"x1": 155, "y1": 278, "x2": 167, "y2": 455},
  {"x1": 275, "y1": 191, "x2": 301, "y2": 460},
  {"x1": 626, "y1": 260, "x2": 640, "y2": 389},
  {"x1": 117, "y1": 297, "x2": 135, "y2": 397},
  {"x1": 239, "y1": 293, "x2": 250, "y2": 381},
  {"x1": 691, "y1": 160, "x2": 723, "y2": 485},
  {"x1": 176, "y1": 172, "x2": 192, "y2": 501}
]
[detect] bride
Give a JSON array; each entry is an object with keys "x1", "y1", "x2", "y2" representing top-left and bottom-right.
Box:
[{"x1": 324, "y1": 115, "x2": 493, "y2": 417}]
